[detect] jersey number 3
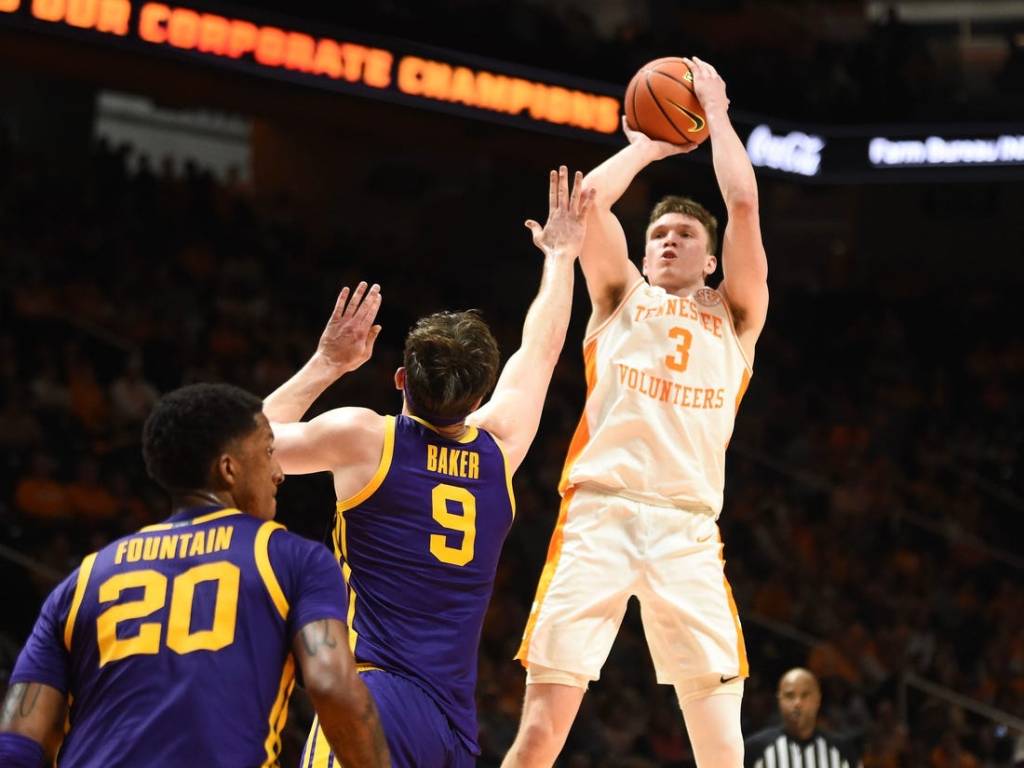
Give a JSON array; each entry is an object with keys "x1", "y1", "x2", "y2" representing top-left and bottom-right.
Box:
[
  {"x1": 665, "y1": 326, "x2": 693, "y2": 373},
  {"x1": 95, "y1": 562, "x2": 240, "y2": 666},
  {"x1": 430, "y1": 484, "x2": 477, "y2": 566}
]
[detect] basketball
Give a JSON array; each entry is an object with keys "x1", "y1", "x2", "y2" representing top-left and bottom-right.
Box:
[{"x1": 624, "y1": 57, "x2": 709, "y2": 146}]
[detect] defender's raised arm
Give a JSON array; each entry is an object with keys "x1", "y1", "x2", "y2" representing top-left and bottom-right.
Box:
[{"x1": 467, "y1": 166, "x2": 594, "y2": 472}]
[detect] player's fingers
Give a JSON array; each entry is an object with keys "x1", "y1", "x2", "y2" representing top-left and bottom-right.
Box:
[
  {"x1": 548, "y1": 169, "x2": 557, "y2": 212},
  {"x1": 330, "y1": 286, "x2": 350, "y2": 322},
  {"x1": 355, "y1": 284, "x2": 381, "y2": 324},
  {"x1": 622, "y1": 114, "x2": 636, "y2": 137},
  {"x1": 693, "y1": 55, "x2": 718, "y2": 79},
  {"x1": 569, "y1": 170, "x2": 583, "y2": 215},
  {"x1": 558, "y1": 165, "x2": 568, "y2": 210},
  {"x1": 345, "y1": 281, "x2": 368, "y2": 317},
  {"x1": 691, "y1": 57, "x2": 710, "y2": 81},
  {"x1": 366, "y1": 324, "x2": 382, "y2": 351},
  {"x1": 525, "y1": 219, "x2": 542, "y2": 244},
  {"x1": 682, "y1": 56, "x2": 697, "y2": 76}
]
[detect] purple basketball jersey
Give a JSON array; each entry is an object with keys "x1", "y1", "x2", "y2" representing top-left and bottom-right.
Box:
[
  {"x1": 335, "y1": 415, "x2": 515, "y2": 755},
  {"x1": 11, "y1": 507, "x2": 347, "y2": 767}
]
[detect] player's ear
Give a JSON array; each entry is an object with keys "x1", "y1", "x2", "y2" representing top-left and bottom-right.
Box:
[
  {"x1": 213, "y1": 453, "x2": 236, "y2": 489},
  {"x1": 704, "y1": 253, "x2": 717, "y2": 277},
  {"x1": 394, "y1": 367, "x2": 406, "y2": 391}
]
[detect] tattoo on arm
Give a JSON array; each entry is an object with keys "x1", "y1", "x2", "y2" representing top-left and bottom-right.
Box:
[
  {"x1": 1, "y1": 682, "x2": 66, "y2": 757},
  {"x1": 1, "y1": 684, "x2": 41, "y2": 726},
  {"x1": 299, "y1": 620, "x2": 339, "y2": 657}
]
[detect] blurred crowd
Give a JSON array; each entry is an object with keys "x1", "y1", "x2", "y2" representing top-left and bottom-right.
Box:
[{"x1": 0, "y1": 115, "x2": 1022, "y2": 768}]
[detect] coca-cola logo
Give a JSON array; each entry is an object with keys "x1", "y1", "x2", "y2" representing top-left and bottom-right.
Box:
[{"x1": 746, "y1": 124, "x2": 824, "y2": 177}]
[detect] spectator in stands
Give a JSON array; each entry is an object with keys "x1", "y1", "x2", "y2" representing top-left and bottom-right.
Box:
[
  {"x1": 65, "y1": 457, "x2": 117, "y2": 525},
  {"x1": 13, "y1": 453, "x2": 68, "y2": 525},
  {"x1": 109, "y1": 355, "x2": 158, "y2": 429},
  {"x1": 930, "y1": 732, "x2": 980, "y2": 768}
]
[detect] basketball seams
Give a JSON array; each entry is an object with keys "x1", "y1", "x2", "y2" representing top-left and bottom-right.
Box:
[
  {"x1": 643, "y1": 72, "x2": 694, "y2": 145},
  {"x1": 650, "y1": 67, "x2": 696, "y2": 95}
]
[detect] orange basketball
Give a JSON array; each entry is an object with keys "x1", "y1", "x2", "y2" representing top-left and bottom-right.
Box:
[{"x1": 624, "y1": 57, "x2": 709, "y2": 146}]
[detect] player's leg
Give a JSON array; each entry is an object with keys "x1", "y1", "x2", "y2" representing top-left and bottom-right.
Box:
[
  {"x1": 639, "y1": 505, "x2": 747, "y2": 767},
  {"x1": 506, "y1": 488, "x2": 638, "y2": 767},
  {"x1": 500, "y1": 668, "x2": 588, "y2": 768},
  {"x1": 678, "y1": 682, "x2": 745, "y2": 768}
]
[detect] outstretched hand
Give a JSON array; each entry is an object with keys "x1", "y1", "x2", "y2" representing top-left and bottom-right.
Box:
[
  {"x1": 315, "y1": 282, "x2": 382, "y2": 375},
  {"x1": 525, "y1": 166, "x2": 596, "y2": 260},
  {"x1": 622, "y1": 115, "x2": 698, "y2": 159}
]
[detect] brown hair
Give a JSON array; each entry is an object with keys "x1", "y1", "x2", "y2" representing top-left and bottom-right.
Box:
[
  {"x1": 403, "y1": 310, "x2": 500, "y2": 421},
  {"x1": 648, "y1": 196, "x2": 719, "y2": 256}
]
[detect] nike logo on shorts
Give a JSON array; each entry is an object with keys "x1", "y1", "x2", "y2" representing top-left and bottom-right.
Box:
[{"x1": 720, "y1": 674, "x2": 739, "y2": 684}]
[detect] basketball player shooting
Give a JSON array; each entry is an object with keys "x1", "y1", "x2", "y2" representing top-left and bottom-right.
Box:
[{"x1": 504, "y1": 57, "x2": 769, "y2": 768}]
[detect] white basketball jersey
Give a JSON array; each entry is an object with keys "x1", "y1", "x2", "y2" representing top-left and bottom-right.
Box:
[{"x1": 560, "y1": 279, "x2": 753, "y2": 514}]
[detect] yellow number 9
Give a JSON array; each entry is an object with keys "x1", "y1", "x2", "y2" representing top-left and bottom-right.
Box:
[{"x1": 430, "y1": 484, "x2": 477, "y2": 567}]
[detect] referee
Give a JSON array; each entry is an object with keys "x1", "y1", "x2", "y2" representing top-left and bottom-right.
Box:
[{"x1": 744, "y1": 668, "x2": 862, "y2": 768}]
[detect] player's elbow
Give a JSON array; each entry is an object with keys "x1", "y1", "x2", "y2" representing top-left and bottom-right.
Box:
[
  {"x1": 581, "y1": 173, "x2": 614, "y2": 210},
  {"x1": 306, "y1": 669, "x2": 375, "y2": 729},
  {"x1": 726, "y1": 190, "x2": 759, "y2": 216}
]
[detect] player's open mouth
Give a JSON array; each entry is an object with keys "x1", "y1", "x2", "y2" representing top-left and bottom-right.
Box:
[{"x1": 661, "y1": 250, "x2": 676, "y2": 259}]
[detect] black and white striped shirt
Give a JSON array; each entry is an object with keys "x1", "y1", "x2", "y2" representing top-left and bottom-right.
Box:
[{"x1": 744, "y1": 727, "x2": 861, "y2": 768}]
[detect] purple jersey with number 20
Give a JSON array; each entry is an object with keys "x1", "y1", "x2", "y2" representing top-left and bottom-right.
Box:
[{"x1": 10, "y1": 506, "x2": 348, "y2": 768}]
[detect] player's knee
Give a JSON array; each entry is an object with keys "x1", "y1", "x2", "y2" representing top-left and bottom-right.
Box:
[
  {"x1": 675, "y1": 675, "x2": 744, "y2": 707},
  {"x1": 677, "y1": 676, "x2": 745, "y2": 768}
]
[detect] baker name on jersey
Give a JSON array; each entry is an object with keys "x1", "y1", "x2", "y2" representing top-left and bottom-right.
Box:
[
  {"x1": 633, "y1": 297, "x2": 724, "y2": 338},
  {"x1": 114, "y1": 526, "x2": 235, "y2": 564},
  {"x1": 426, "y1": 445, "x2": 480, "y2": 479}
]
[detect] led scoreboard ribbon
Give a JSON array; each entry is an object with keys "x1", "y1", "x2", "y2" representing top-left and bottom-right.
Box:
[
  {"x1": 2, "y1": 0, "x2": 1022, "y2": 181},
  {"x1": 0, "y1": 0, "x2": 621, "y2": 139}
]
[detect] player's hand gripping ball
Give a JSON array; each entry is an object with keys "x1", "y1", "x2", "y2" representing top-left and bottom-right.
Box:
[{"x1": 624, "y1": 57, "x2": 709, "y2": 146}]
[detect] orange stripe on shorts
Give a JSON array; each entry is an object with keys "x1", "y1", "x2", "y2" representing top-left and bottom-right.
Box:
[
  {"x1": 718, "y1": 530, "x2": 748, "y2": 676},
  {"x1": 557, "y1": 338, "x2": 597, "y2": 495},
  {"x1": 515, "y1": 486, "x2": 576, "y2": 666}
]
